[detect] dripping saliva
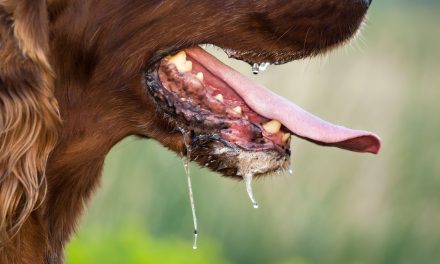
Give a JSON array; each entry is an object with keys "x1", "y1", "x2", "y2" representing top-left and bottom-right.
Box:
[
  {"x1": 288, "y1": 165, "x2": 293, "y2": 176},
  {"x1": 243, "y1": 173, "x2": 259, "y2": 209},
  {"x1": 287, "y1": 159, "x2": 293, "y2": 176},
  {"x1": 179, "y1": 128, "x2": 199, "y2": 250},
  {"x1": 252, "y1": 62, "x2": 270, "y2": 75}
]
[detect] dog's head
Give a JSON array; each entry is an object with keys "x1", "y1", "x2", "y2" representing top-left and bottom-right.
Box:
[{"x1": 0, "y1": 0, "x2": 378, "y2": 239}]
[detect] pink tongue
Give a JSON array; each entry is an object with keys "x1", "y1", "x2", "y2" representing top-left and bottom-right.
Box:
[{"x1": 186, "y1": 47, "x2": 381, "y2": 154}]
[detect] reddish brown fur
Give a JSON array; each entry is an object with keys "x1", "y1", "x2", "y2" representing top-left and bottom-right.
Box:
[{"x1": 0, "y1": 0, "x2": 370, "y2": 262}]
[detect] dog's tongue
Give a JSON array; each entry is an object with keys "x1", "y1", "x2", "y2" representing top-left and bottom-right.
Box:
[{"x1": 186, "y1": 47, "x2": 381, "y2": 154}]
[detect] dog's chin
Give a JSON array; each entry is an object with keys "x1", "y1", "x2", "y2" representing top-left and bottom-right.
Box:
[
  {"x1": 177, "y1": 134, "x2": 289, "y2": 178},
  {"x1": 145, "y1": 46, "x2": 292, "y2": 178}
]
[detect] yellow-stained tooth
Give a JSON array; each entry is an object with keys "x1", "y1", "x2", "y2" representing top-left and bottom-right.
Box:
[
  {"x1": 167, "y1": 51, "x2": 186, "y2": 64},
  {"x1": 263, "y1": 120, "x2": 281, "y2": 134},
  {"x1": 215, "y1": 94, "x2": 224, "y2": 102},
  {"x1": 182, "y1": 60, "x2": 192, "y2": 72},
  {"x1": 233, "y1": 106, "x2": 242, "y2": 114},
  {"x1": 282, "y1": 133, "x2": 291, "y2": 142},
  {"x1": 196, "y1": 72, "x2": 204, "y2": 81},
  {"x1": 166, "y1": 51, "x2": 193, "y2": 72}
]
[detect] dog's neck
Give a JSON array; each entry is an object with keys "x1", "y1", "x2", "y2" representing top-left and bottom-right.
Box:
[
  {"x1": 43, "y1": 105, "x2": 128, "y2": 262},
  {"x1": 0, "y1": 116, "x2": 125, "y2": 263}
]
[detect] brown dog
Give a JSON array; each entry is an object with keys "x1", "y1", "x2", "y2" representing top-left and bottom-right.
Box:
[{"x1": 0, "y1": 0, "x2": 379, "y2": 263}]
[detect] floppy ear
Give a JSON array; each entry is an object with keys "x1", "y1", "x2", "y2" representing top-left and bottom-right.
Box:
[{"x1": 0, "y1": 0, "x2": 60, "y2": 241}]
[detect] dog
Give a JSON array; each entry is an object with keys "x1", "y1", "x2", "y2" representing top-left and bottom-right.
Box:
[{"x1": 0, "y1": 0, "x2": 379, "y2": 263}]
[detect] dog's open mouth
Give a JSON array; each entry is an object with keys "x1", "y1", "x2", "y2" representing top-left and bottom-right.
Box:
[{"x1": 145, "y1": 46, "x2": 381, "y2": 177}]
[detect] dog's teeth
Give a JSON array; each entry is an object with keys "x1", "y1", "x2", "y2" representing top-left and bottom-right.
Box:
[
  {"x1": 167, "y1": 51, "x2": 186, "y2": 64},
  {"x1": 196, "y1": 72, "x2": 204, "y2": 81},
  {"x1": 282, "y1": 133, "x2": 291, "y2": 143},
  {"x1": 233, "y1": 106, "x2": 242, "y2": 114},
  {"x1": 215, "y1": 94, "x2": 224, "y2": 102},
  {"x1": 263, "y1": 120, "x2": 281, "y2": 134},
  {"x1": 181, "y1": 60, "x2": 192, "y2": 72},
  {"x1": 167, "y1": 51, "x2": 193, "y2": 72}
]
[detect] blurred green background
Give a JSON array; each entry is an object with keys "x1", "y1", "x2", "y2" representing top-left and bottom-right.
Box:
[{"x1": 66, "y1": 3, "x2": 440, "y2": 264}]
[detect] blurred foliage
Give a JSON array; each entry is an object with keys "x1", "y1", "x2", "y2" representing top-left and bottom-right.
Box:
[
  {"x1": 67, "y1": 223, "x2": 228, "y2": 264},
  {"x1": 66, "y1": 5, "x2": 440, "y2": 264}
]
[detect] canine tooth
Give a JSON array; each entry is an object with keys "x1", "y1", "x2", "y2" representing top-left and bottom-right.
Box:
[
  {"x1": 233, "y1": 106, "x2": 242, "y2": 114},
  {"x1": 263, "y1": 120, "x2": 281, "y2": 134},
  {"x1": 215, "y1": 94, "x2": 224, "y2": 102},
  {"x1": 282, "y1": 133, "x2": 291, "y2": 142},
  {"x1": 196, "y1": 72, "x2": 204, "y2": 81},
  {"x1": 167, "y1": 51, "x2": 186, "y2": 63},
  {"x1": 167, "y1": 51, "x2": 191, "y2": 72},
  {"x1": 181, "y1": 60, "x2": 192, "y2": 72}
]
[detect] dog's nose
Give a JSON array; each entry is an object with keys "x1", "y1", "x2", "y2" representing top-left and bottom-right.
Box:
[{"x1": 364, "y1": 0, "x2": 372, "y2": 7}]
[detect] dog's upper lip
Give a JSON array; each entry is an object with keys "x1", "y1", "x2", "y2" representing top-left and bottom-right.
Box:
[
  {"x1": 222, "y1": 48, "x2": 301, "y2": 66},
  {"x1": 186, "y1": 47, "x2": 381, "y2": 154}
]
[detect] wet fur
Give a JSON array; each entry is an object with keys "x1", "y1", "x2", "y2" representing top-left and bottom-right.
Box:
[{"x1": 0, "y1": 0, "x2": 369, "y2": 262}]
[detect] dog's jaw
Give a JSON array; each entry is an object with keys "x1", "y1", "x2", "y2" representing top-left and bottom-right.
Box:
[{"x1": 144, "y1": 44, "x2": 379, "y2": 178}]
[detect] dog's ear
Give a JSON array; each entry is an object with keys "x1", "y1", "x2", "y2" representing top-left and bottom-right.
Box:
[{"x1": 0, "y1": 0, "x2": 60, "y2": 241}]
